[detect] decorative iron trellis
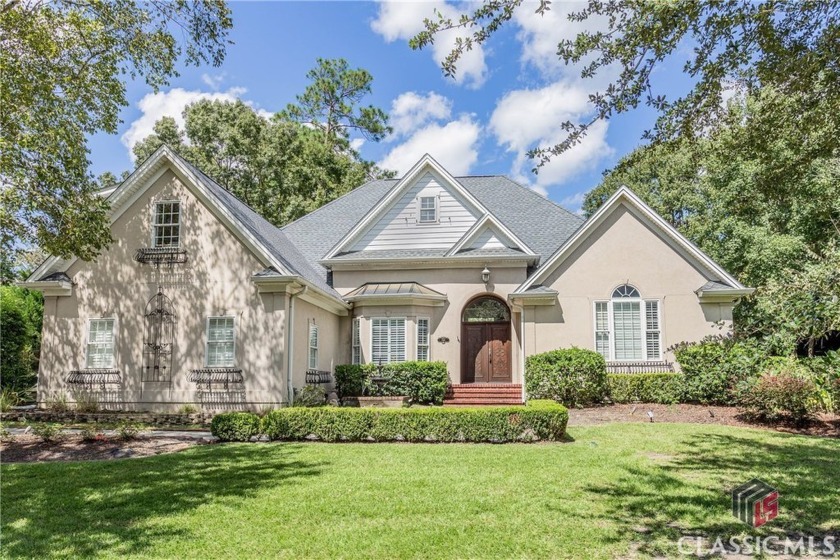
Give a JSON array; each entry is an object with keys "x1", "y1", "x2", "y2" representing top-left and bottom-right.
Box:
[
  {"x1": 189, "y1": 368, "x2": 244, "y2": 392},
  {"x1": 67, "y1": 369, "x2": 122, "y2": 388},
  {"x1": 134, "y1": 247, "x2": 188, "y2": 267},
  {"x1": 305, "y1": 369, "x2": 332, "y2": 385},
  {"x1": 143, "y1": 288, "x2": 176, "y2": 383}
]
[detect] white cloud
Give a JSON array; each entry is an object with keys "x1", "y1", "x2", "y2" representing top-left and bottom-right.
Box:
[
  {"x1": 371, "y1": 1, "x2": 487, "y2": 88},
  {"x1": 490, "y1": 81, "x2": 613, "y2": 191},
  {"x1": 121, "y1": 86, "x2": 265, "y2": 160},
  {"x1": 389, "y1": 91, "x2": 452, "y2": 138},
  {"x1": 201, "y1": 72, "x2": 227, "y2": 90},
  {"x1": 379, "y1": 115, "x2": 481, "y2": 175}
]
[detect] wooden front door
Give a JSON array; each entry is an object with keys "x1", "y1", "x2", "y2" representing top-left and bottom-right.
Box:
[{"x1": 462, "y1": 322, "x2": 512, "y2": 383}]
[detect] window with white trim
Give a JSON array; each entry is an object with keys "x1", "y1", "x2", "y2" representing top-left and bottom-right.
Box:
[
  {"x1": 308, "y1": 324, "x2": 319, "y2": 369},
  {"x1": 418, "y1": 196, "x2": 437, "y2": 223},
  {"x1": 416, "y1": 317, "x2": 430, "y2": 361},
  {"x1": 86, "y1": 318, "x2": 115, "y2": 368},
  {"x1": 153, "y1": 201, "x2": 181, "y2": 247},
  {"x1": 371, "y1": 318, "x2": 406, "y2": 364},
  {"x1": 351, "y1": 318, "x2": 361, "y2": 365},
  {"x1": 206, "y1": 317, "x2": 235, "y2": 367},
  {"x1": 594, "y1": 285, "x2": 662, "y2": 361}
]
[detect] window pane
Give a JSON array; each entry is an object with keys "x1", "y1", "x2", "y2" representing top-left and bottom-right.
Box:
[
  {"x1": 417, "y1": 318, "x2": 429, "y2": 361},
  {"x1": 352, "y1": 318, "x2": 361, "y2": 365},
  {"x1": 595, "y1": 302, "x2": 609, "y2": 331},
  {"x1": 153, "y1": 201, "x2": 181, "y2": 247},
  {"x1": 595, "y1": 332, "x2": 610, "y2": 359},
  {"x1": 613, "y1": 301, "x2": 642, "y2": 360},
  {"x1": 390, "y1": 318, "x2": 406, "y2": 362},
  {"x1": 206, "y1": 317, "x2": 234, "y2": 367},
  {"x1": 419, "y1": 197, "x2": 436, "y2": 222},
  {"x1": 87, "y1": 319, "x2": 115, "y2": 368},
  {"x1": 371, "y1": 318, "x2": 387, "y2": 364},
  {"x1": 309, "y1": 325, "x2": 318, "y2": 369},
  {"x1": 612, "y1": 284, "x2": 640, "y2": 298},
  {"x1": 646, "y1": 332, "x2": 661, "y2": 360},
  {"x1": 463, "y1": 297, "x2": 510, "y2": 322}
]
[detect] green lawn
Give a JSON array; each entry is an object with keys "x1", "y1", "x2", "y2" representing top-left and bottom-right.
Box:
[{"x1": 2, "y1": 424, "x2": 837, "y2": 559}]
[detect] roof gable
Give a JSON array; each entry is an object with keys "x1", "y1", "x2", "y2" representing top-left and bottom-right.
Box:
[
  {"x1": 446, "y1": 214, "x2": 535, "y2": 256},
  {"x1": 516, "y1": 186, "x2": 748, "y2": 293},
  {"x1": 27, "y1": 147, "x2": 345, "y2": 306},
  {"x1": 324, "y1": 155, "x2": 489, "y2": 258}
]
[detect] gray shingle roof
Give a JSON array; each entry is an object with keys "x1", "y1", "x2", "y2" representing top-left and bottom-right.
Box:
[
  {"x1": 281, "y1": 175, "x2": 584, "y2": 286},
  {"x1": 178, "y1": 156, "x2": 340, "y2": 299}
]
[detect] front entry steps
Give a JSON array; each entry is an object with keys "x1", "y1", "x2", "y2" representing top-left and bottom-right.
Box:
[{"x1": 443, "y1": 384, "x2": 523, "y2": 406}]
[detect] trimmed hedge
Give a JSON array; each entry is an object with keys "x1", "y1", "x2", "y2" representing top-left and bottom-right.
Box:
[
  {"x1": 334, "y1": 361, "x2": 450, "y2": 405},
  {"x1": 260, "y1": 400, "x2": 568, "y2": 443},
  {"x1": 673, "y1": 336, "x2": 766, "y2": 404},
  {"x1": 607, "y1": 373, "x2": 684, "y2": 404},
  {"x1": 210, "y1": 412, "x2": 261, "y2": 442},
  {"x1": 525, "y1": 348, "x2": 608, "y2": 407}
]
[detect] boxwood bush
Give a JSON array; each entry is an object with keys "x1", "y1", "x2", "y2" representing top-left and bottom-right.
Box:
[
  {"x1": 334, "y1": 361, "x2": 449, "y2": 405},
  {"x1": 607, "y1": 373, "x2": 684, "y2": 404},
  {"x1": 210, "y1": 411, "x2": 261, "y2": 442},
  {"x1": 260, "y1": 400, "x2": 568, "y2": 443},
  {"x1": 525, "y1": 348, "x2": 607, "y2": 407}
]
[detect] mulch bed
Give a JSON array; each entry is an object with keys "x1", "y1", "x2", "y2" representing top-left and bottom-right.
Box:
[
  {"x1": 567, "y1": 404, "x2": 840, "y2": 438},
  {"x1": 1, "y1": 434, "x2": 199, "y2": 463}
]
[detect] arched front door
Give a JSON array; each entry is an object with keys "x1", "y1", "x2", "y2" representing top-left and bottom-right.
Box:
[{"x1": 461, "y1": 296, "x2": 512, "y2": 383}]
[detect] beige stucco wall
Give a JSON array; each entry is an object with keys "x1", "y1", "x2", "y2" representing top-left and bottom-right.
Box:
[
  {"x1": 38, "y1": 168, "x2": 294, "y2": 411},
  {"x1": 332, "y1": 265, "x2": 527, "y2": 383},
  {"x1": 289, "y1": 297, "x2": 344, "y2": 395},
  {"x1": 524, "y1": 203, "x2": 734, "y2": 364}
]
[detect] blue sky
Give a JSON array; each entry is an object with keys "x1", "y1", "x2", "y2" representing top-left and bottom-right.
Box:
[{"x1": 88, "y1": 1, "x2": 689, "y2": 211}]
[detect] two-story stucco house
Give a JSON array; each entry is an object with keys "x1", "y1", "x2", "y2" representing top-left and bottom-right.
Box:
[{"x1": 23, "y1": 146, "x2": 753, "y2": 409}]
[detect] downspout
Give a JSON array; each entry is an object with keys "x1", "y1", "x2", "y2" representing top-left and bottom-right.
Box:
[
  {"x1": 520, "y1": 307, "x2": 527, "y2": 403},
  {"x1": 285, "y1": 284, "x2": 308, "y2": 406}
]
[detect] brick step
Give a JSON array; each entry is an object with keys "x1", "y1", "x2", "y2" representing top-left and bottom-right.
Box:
[
  {"x1": 443, "y1": 398, "x2": 524, "y2": 406},
  {"x1": 445, "y1": 384, "x2": 521, "y2": 392}
]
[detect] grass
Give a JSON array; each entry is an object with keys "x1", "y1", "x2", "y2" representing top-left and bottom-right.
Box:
[{"x1": 1, "y1": 423, "x2": 837, "y2": 559}]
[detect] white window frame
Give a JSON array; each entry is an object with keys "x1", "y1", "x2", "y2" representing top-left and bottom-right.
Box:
[
  {"x1": 351, "y1": 317, "x2": 361, "y2": 365},
  {"x1": 152, "y1": 200, "x2": 182, "y2": 248},
  {"x1": 308, "y1": 324, "x2": 319, "y2": 369},
  {"x1": 205, "y1": 316, "x2": 236, "y2": 367},
  {"x1": 85, "y1": 317, "x2": 116, "y2": 369},
  {"x1": 592, "y1": 296, "x2": 662, "y2": 362},
  {"x1": 417, "y1": 195, "x2": 438, "y2": 224},
  {"x1": 370, "y1": 317, "x2": 407, "y2": 364},
  {"x1": 416, "y1": 316, "x2": 430, "y2": 361}
]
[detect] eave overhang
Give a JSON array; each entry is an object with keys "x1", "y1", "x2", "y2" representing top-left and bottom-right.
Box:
[
  {"x1": 695, "y1": 287, "x2": 755, "y2": 303},
  {"x1": 17, "y1": 280, "x2": 73, "y2": 297},
  {"x1": 251, "y1": 273, "x2": 351, "y2": 315}
]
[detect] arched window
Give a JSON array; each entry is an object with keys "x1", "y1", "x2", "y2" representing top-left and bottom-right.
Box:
[
  {"x1": 594, "y1": 285, "x2": 661, "y2": 361},
  {"x1": 462, "y1": 296, "x2": 510, "y2": 323}
]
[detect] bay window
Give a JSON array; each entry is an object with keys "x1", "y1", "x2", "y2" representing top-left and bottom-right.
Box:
[{"x1": 371, "y1": 317, "x2": 406, "y2": 363}]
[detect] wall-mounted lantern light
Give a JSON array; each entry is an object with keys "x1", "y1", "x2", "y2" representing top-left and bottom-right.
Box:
[{"x1": 481, "y1": 266, "x2": 491, "y2": 284}]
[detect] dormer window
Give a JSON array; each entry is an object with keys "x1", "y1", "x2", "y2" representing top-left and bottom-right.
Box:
[
  {"x1": 418, "y1": 196, "x2": 437, "y2": 223},
  {"x1": 153, "y1": 201, "x2": 181, "y2": 247}
]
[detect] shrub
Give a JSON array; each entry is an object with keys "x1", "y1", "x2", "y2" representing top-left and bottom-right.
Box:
[
  {"x1": 45, "y1": 392, "x2": 69, "y2": 412},
  {"x1": 334, "y1": 361, "x2": 450, "y2": 405},
  {"x1": 116, "y1": 421, "x2": 144, "y2": 441},
  {"x1": 80, "y1": 423, "x2": 106, "y2": 442},
  {"x1": 30, "y1": 422, "x2": 62, "y2": 442},
  {"x1": 673, "y1": 336, "x2": 766, "y2": 405},
  {"x1": 802, "y1": 350, "x2": 840, "y2": 412},
  {"x1": 293, "y1": 385, "x2": 326, "y2": 407},
  {"x1": 0, "y1": 388, "x2": 19, "y2": 412},
  {"x1": 607, "y1": 373, "x2": 684, "y2": 404},
  {"x1": 525, "y1": 348, "x2": 607, "y2": 407},
  {"x1": 261, "y1": 400, "x2": 568, "y2": 443},
  {"x1": 334, "y1": 364, "x2": 366, "y2": 399},
  {"x1": 72, "y1": 389, "x2": 100, "y2": 413},
  {"x1": 178, "y1": 404, "x2": 199, "y2": 414},
  {"x1": 210, "y1": 412, "x2": 261, "y2": 442},
  {"x1": 736, "y1": 363, "x2": 820, "y2": 425}
]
